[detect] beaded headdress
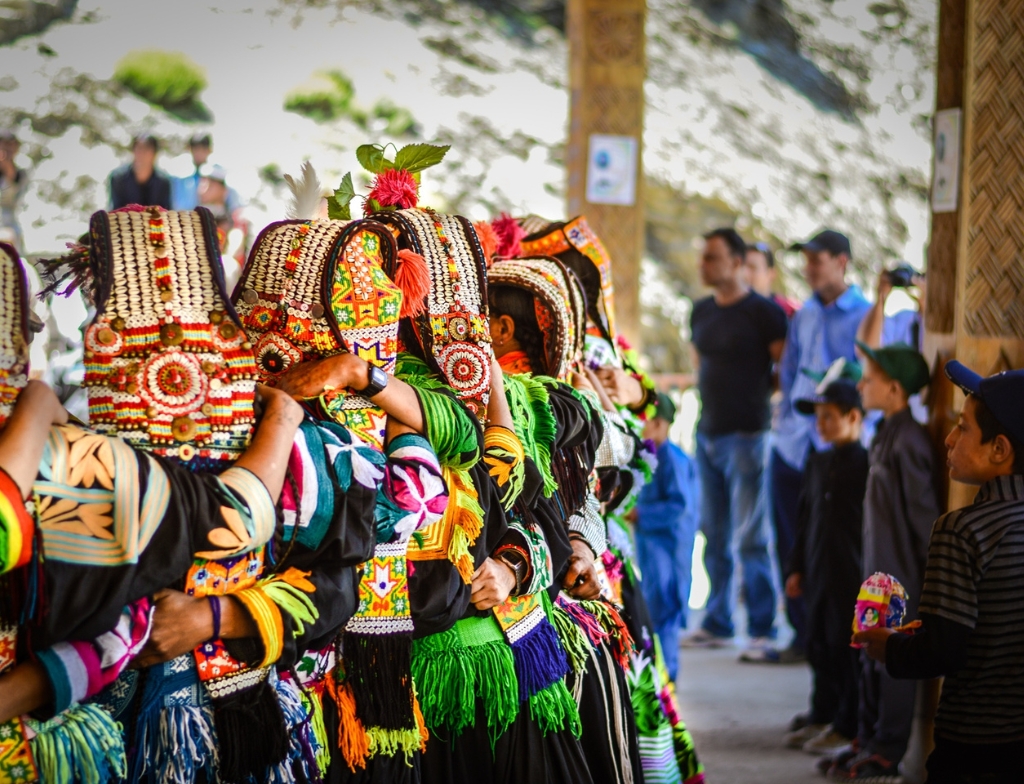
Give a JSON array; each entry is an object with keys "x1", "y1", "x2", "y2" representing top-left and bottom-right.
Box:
[
  {"x1": 519, "y1": 215, "x2": 616, "y2": 343},
  {"x1": 0, "y1": 243, "x2": 29, "y2": 429},
  {"x1": 83, "y1": 207, "x2": 257, "y2": 465},
  {"x1": 371, "y1": 208, "x2": 492, "y2": 420},
  {"x1": 234, "y1": 219, "x2": 402, "y2": 446},
  {"x1": 488, "y1": 256, "x2": 586, "y2": 380}
]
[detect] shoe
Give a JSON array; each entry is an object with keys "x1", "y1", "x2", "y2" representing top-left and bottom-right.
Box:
[
  {"x1": 778, "y1": 644, "x2": 808, "y2": 664},
  {"x1": 828, "y1": 750, "x2": 903, "y2": 782},
  {"x1": 803, "y1": 728, "x2": 854, "y2": 756},
  {"x1": 788, "y1": 712, "x2": 812, "y2": 732},
  {"x1": 784, "y1": 722, "x2": 828, "y2": 749},
  {"x1": 817, "y1": 743, "x2": 859, "y2": 776},
  {"x1": 680, "y1": 628, "x2": 733, "y2": 649},
  {"x1": 738, "y1": 637, "x2": 780, "y2": 663}
]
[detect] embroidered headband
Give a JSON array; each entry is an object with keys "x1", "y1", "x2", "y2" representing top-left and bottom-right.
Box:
[
  {"x1": 371, "y1": 208, "x2": 493, "y2": 421},
  {"x1": 520, "y1": 216, "x2": 616, "y2": 343},
  {"x1": 234, "y1": 219, "x2": 402, "y2": 446},
  {"x1": 0, "y1": 243, "x2": 29, "y2": 428},
  {"x1": 488, "y1": 256, "x2": 585, "y2": 380},
  {"x1": 84, "y1": 207, "x2": 258, "y2": 465}
]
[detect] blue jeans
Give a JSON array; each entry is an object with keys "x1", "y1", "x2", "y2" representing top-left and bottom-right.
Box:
[
  {"x1": 696, "y1": 431, "x2": 776, "y2": 639},
  {"x1": 636, "y1": 524, "x2": 697, "y2": 680},
  {"x1": 770, "y1": 448, "x2": 807, "y2": 650}
]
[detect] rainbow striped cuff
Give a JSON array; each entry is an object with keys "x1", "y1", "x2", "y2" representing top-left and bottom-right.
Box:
[{"x1": 0, "y1": 466, "x2": 34, "y2": 574}]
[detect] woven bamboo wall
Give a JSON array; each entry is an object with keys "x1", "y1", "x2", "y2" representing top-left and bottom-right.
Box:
[{"x1": 962, "y1": 0, "x2": 1024, "y2": 340}]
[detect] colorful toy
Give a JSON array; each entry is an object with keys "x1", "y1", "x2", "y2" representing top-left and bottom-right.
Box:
[{"x1": 851, "y1": 572, "x2": 908, "y2": 647}]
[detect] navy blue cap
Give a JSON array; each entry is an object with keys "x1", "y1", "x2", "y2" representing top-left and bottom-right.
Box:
[
  {"x1": 790, "y1": 229, "x2": 852, "y2": 258},
  {"x1": 945, "y1": 361, "x2": 1024, "y2": 445},
  {"x1": 795, "y1": 380, "x2": 863, "y2": 415}
]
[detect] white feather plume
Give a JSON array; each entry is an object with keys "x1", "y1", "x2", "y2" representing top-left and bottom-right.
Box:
[{"x1": 283, "y1": 161, "x2": 323, "y2": 220}]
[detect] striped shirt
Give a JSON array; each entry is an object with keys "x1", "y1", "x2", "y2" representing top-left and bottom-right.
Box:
[{"x1": 918, "y1": 474, "x2": 1024, "y2": 743}]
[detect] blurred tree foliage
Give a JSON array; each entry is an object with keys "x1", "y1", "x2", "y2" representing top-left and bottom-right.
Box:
[
  {"x1": 285, "y1": 69, "x2": 420, "y2": 136},
  {"x1": 114, "y1": 49, "x2": 211, "y2": 122}
]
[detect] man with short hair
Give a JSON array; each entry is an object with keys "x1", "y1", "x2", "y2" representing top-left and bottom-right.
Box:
[
  {"x1": 770, "y1": 230, "x2": 871, "y2": 665},
  {"x1": 684, "y1": 227, "x2": 788, "y2": 660},
  {"x1": 745, "y1": 242, "x2": 800, "y2": 318},
  {"x1": 108, "y1": 133, "x2": 172, "y2": 210}
]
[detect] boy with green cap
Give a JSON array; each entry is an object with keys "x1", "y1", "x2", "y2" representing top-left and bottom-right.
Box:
[
  {"x1": 824, "y1": 342, "x2": 942, "y2": 781},
  {"x1": 854, "y1": 361, "x2": 1024, "y2": 783}
]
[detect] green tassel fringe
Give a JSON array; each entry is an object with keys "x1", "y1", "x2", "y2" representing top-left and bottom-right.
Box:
[
  {"x1": 366, "y1": 726, "x2": 423, "y2": 765},
  {"x1": 27, "y1": 703, "x2": 126, "y2": 784},
  {"x1": 528, "y1": 679, "x2": 581, "y2": 738},
  {"x1": 548, "y1": 601, "x2": 590, "y2": 676},
  {"x1": 411, "y1": 617, "x2": 519, "y2": 746}
]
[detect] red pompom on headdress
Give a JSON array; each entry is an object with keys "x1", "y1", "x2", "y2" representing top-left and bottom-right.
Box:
[
  {"x1": 365, "y1": 168, "x2": 419, "y2": 213},
  {"x1": 491, "y1": 213, "x2": 525, "y2": 260}
]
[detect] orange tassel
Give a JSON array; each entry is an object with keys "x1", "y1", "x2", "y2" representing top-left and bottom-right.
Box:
[
  {"x1": 413, "y1": 692, "x2": 430, "y2": 751},
  {"x1": 395, "y1": 249, "x2": 430, "y2": 319},
  {"x1": 326, "y1": 677, "x2": 370, "y2": 772},
  {"x1": 473, "y1": 220, "x2": 500, "y2": 267}
]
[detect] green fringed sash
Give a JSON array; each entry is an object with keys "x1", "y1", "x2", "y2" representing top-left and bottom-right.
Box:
[
  {"x1": 410, "y1": 616, "x2": 518, "y2": 746},
  {"x1": 26, "y1": 703, "x2": 126, "y2": 784},
  {"x1": 503, "y1": 374, "x2": 558, "y2": 497}
]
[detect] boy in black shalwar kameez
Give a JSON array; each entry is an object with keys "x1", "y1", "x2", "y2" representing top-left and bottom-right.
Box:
[{"x1": 784, "y1": 373, "x2": 867, "y2": 756}]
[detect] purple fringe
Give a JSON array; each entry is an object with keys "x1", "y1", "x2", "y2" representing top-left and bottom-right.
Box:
[{"x1": 509, "y1": 617, "x2": 569, "y2": 703}]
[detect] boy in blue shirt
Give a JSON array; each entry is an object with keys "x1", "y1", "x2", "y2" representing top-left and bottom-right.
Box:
[{"x1": 634, "y1": 393, "x2": 700, "y2": 681}]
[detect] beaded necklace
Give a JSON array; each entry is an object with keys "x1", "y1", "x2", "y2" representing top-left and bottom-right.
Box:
[{"x1": 0, "y1": 244, "x2": 28, "y2": 428}]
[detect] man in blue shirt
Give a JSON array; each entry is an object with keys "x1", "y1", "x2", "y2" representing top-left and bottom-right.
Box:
[
  {"x1": 769, "y1": 229, "x2": 871, "y2": 665},
  {"x1": 635, "y1": 393, "x2": 700, "y2": 681}
]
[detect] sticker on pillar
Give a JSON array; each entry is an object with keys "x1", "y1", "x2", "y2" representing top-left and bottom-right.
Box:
[
  {"x1": 586, "y1": 134, "x2": 638, "y2": 206},
  {"x1": 932, "y1": 108, "x2": 961, "y2": 213}
]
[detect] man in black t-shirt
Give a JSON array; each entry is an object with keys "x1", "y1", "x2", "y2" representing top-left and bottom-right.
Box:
[{"x1": 683, "y1": 228, "x2": 788, "y2": 661}]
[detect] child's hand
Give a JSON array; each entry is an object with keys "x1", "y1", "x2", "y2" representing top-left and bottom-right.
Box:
[
  {"x1": 784, "y1": 572, "x2": 803, "y2": 599},
  {"x1": 851, "y1": 627, "x2": 894, "y2": 663}
]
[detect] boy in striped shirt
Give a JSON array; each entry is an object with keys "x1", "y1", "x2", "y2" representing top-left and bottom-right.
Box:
[{"x1": 855, "y1": 361, "x2": 1024, "y2": 784}]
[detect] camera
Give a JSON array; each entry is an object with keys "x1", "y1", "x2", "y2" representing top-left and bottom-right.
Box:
[{"x1": 885, "y1": 263, "x2": 919, "y2": 288}]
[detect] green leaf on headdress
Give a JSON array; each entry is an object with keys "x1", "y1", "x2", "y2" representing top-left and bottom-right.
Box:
[
  {"x1": 393, "y1": 143, "x2": 450, "y2": 173},
  {"x1": 356, "y1": 144, "x2": 386, "y2": 174},
  {"x1": 327, "y1": 172, "x2": 355, "y2": 220}
]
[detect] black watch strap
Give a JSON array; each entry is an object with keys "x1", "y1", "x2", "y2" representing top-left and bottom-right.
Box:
[{"x1": 356, "y1": 364, "x2": 388, "y2": 397}]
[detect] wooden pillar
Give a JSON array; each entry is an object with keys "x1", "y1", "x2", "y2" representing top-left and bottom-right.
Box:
[
  {"x1": 942, "y1": 0, "x2": 1024, "y2": 510},
  {"x1": 566, "y1": 0, "x2": 646, "y2": 348}
]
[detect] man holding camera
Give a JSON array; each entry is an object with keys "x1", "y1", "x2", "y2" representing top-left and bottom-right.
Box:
[{"x1": 857, "y1": 263, "x2": 928, "y2": 423}]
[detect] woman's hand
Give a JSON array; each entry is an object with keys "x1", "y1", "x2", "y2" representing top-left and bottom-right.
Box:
[
  {"x1": 594, "y1": 366, "x2": 644, "y2": 407},
  {"x1": 564, "y1": 539, "x2": 601, "y2": 600},
  {"x1": 275, "y1": 355, "x2": 365, "y2": 400},
  {"x1": 470, "y1": 557, "x2": 516, "y2": 610},
  {"x1": 784, "y1": 573, "x2": 803, "y2": 599},
  {"x1": 21, "y1": 380, "x2": 68, "y2": 426},
  {"x1": 131, "y1": 590, "x2": 214, "y2": 669}
]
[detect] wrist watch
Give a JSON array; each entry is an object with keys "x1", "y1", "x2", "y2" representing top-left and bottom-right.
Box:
[
  {"x1": 356, "y1": 364, "x2": 389, "y2": 397},
  {"x1": 497, "y1": 552, "x2": 526, "y2": 595}
]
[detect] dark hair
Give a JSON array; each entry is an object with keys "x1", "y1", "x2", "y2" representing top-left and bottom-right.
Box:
[
  {"x1": 703, "y1": 227, "x2": 746, "y2": 259},
  {"x1": 190, "y1": 132, "x2": 212, "y2": 147},
  {"x1": 972, "y1": 394, "x2": 1024, "y2": 474},
  {"x1": 489, "y1": 284, "x2": 547, "y2": 375},
  {"x1": 750, "y1": 241, "x2": 775, "y2": 268},
  {"x1": 133, "y1": 133, "x2": 159, "y2": 152}
]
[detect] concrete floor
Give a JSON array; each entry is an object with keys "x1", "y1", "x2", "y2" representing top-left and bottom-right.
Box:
[{"x1": 677, "y1": 645, "x2": 826, "y2": 784}]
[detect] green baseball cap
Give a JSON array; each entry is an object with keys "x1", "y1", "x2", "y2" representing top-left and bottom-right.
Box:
[
  {"x1": 856, "y1": 341, "x2": 930, "y2": 395},
  {"x1": 655, "y1": 392, "x2": 677, "y2": 423}
]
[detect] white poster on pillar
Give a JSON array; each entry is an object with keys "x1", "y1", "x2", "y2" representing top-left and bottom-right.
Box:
[
  {"x1": 586, "y1": 134, "x2": 638, "y2": 206},
  {"x1": 932, "y1": 108, "x2": 961, "y2": 213}
]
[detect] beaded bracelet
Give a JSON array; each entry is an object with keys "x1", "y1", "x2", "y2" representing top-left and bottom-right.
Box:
[{"x1": 208, "y1": 595, "x2": 222, "y2": 642}]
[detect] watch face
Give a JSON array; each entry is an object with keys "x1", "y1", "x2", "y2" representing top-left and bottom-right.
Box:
[{"x1": 364, "y1": 365, "x2": 387, "y2": 396}]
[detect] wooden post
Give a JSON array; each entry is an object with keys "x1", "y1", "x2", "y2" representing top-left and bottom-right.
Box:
[
  {"x1": 945, "y1": 0, "x2": 1024, "y2": 510},
  {"x1": 566, "y1": 0, "x2": 646, "y2": 348}
]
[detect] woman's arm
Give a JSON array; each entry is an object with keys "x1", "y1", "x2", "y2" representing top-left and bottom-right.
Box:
[
  {"x1": 276, "y1": 354, "x2": 424, "y2": 433},
  {"x1": 233, "y1": 385, "x2": 304, "y2": 501},
  {"x1": 0, "y1": 381, "x2": 68, "y2": 497}
]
